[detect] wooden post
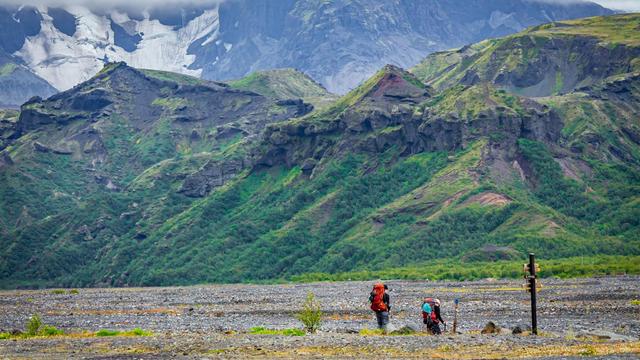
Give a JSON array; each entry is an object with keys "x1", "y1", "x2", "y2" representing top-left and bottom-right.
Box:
[
  {"x1": 529, "y1": 253, "x2": 538, "y2": 335},
  {"x1": 452, "y1": 298, "x2": 459, "y2": 334}
]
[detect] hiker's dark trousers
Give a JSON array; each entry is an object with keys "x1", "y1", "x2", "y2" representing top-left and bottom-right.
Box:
[{"x1": 375, "y1": 311, "x2": 389, "y2": 329}]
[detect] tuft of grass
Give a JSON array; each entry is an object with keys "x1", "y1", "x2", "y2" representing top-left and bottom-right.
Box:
[
  {"x1": 96, "y1": 328, "x2": 152, "y2": 337},
  {"x1": 631, "y1": 299, "x2": 640, "y2": 306},
  {"x1": 41, "y1": 325, "x2": 64, "y2": 336},
  {"x1": 96, "y1": 329, "x2": 119, "y2": 337},
  {"x1": 0, "y1": 332, "x2": 11, "y2": 340},
  {"x1": 51, "y1": 289, "x2": 66, "y2": 295},
  {"x1": 359, "y1": 328, "x2": 386, "y2": 336},
  {"x1": 249, "y1": 327, "x2": 305, "y2": 336},
  {"x1": 69, "y1": 289, "x2": 79, "y2": 294}
]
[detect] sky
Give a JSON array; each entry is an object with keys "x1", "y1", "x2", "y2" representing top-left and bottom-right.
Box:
[
  {"x1": 0, "y1": 0, "x2": 639, "y2": 12},
  {"x1": 589, "y1": 0, "x2": 640, "y2": 11}
]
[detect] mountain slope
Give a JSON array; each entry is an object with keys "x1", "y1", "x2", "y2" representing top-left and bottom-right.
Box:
[
  {"x1": 227, "y1": 68, "x2": 337, "y2": 108},
  {"x1": 1, "y1": 14, "x2": 640, "y2": 288},
  {"x1": 0, "y1": 61, "x2": 57, "y2": 108},
  {"x1": 411, "y1": 13, "x2": 640, "y2": 96},
  {"x1": 0, "y1": 62, "x2": 313, "y2": 287},
  {"x1": 0, "y1": 1, "x2": 612, "y2": 95}
]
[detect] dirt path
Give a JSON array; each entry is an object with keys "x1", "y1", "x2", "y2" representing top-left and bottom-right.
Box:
[{"x1": 1, "y1": 276, "x2": 639, "y2": 359}]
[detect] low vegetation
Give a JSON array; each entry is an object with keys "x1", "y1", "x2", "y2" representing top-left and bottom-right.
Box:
[
  {"x1": 290, "y1": 255, "x2": 640, "y2": 282},
  {"x1": 95, "y1": 328, "x2": 152, "y2": 337},
  {"x1": 296, "y1": 292, "x2": 323, "y2": 333},
  {"x1": 249, "y1": 327, "x2": 305, "y2": 336},
  {"x1": 0, "y1": 314, "x2": 65, "y2": 339},
  {"x1": 0, "y1": 314, "x2": 152, "y2": 340}
]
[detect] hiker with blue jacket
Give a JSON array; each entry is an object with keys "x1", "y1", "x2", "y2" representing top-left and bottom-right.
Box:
[{"x1": 422, "y1": 298, "x2": 445, "y2": 334}]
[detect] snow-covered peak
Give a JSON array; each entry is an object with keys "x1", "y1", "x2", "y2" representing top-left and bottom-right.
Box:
[{"x1": 15, "y1": 4, "x2": 220, "y2": 91}]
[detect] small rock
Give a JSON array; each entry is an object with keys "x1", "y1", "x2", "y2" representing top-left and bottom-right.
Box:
[
  {"x1": 512, "y1": 325, "x2": 531, "y2": 334},
  {"x1": 390, "y1": 325, "x2": 417, "y2": 335}
]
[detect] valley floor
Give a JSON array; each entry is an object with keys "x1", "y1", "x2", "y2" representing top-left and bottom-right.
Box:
[{"x1": 0, "y1": 276, "x2": 638, "y2": 359}]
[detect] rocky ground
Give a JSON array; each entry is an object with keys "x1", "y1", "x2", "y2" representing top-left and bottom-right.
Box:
[{"x1": 0, "y1": 276, "x2": 639, "y2": 359}]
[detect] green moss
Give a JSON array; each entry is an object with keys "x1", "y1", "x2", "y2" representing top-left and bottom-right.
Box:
[
  {"x1": 424, "y1": 84, "x2": 523, "y2": 119},
  {"x1": 140, "y1": 69, "x2": 204, "y2": 86},
  {"x1": 151, "y1": 97, "x2": 189, "y2": 111}
]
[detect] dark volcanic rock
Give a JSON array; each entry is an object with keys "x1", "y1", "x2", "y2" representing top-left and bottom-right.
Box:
[
  {"x1": 180, "y1": 158, "x2": 247, "y2": 197},
  {"x1": 257, "y1": 70, "x2": 562, "y2": 173}
]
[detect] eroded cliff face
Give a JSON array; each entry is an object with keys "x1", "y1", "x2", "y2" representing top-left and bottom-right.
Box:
[{"x1": 254, "y1": 66, "x2": 563, "y2": 178}]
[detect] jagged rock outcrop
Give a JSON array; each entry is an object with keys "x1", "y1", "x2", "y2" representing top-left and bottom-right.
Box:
[
  {"x1": 180, "y1": 158, "x2": 248, "y2": 197},
  {"x1": 255, "y1": 66, "x2": 563, "y2": 172}
]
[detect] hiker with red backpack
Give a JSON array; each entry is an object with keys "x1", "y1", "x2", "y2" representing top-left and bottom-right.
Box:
[
  {"x1": 369, "y1": 283, "x2": 390, "y2": 332},
  {"x1": 422, "y1": 298, "x2": 446, "y2": 334}
]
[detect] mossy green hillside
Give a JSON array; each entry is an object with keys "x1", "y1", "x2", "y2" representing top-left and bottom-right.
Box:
[
  {"x1": 411, "y1": 13, "x2": 640, "y2": 96},
  {"x1": 228, "y1": 68, "x2": 336, "y2": 108}
]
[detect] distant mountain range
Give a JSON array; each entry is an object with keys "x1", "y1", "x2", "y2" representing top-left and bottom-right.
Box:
[
  {"x1": 1, "y1": 13, "x2": 638, "y2": 288},
  {"x1": 0, "y1": 0, "x2": 613, "y2": 107}
]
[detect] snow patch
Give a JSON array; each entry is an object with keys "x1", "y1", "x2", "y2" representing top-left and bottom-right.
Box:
[{"x1": 14, "y1": 4, "x2": 220, "y2": 91}]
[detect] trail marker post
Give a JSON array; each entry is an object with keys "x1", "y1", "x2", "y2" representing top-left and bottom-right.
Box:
[
  {"x1": 522, "y1": 253, "x2": 539, "y2": 335},
  {"x1": 452, "y1": 298, "x2": 459, "y2": 334}
]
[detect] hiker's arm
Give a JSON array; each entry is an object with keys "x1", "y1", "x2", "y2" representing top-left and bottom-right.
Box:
[{"x1": 435, "y1": 306, "x2": 445, "y2": 323}]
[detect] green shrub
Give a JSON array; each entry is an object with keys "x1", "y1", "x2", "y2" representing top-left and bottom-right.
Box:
[
  {"x1": 128, "y1": 328, "x2": 152, "y2": 336},
  {"x1": 51, "y1": 289, "x2": 66, "y2": 295},
  {"x1": 26, "y1": 314, "x2": 42, "y2": 336},
  {"x1": 41, "y1": 325, "x2": 64, "y2": 336},
  {"x1": 295, "y1": 292, "x2": 323, "y2": 333},
  {"x1": 631, "y1": 299, "x2": 640, "y2": 306},
  {"x1": 68, "y1": 289, "x2": 79, "y2": 294},
  {"x1": 0, "y1": 332, "x2": 10, "y2": 340},
  {"x1": 96, "y1": 329, "x2": 119, "y2": 337}
]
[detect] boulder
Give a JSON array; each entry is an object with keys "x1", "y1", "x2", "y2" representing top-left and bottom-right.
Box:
[{"x1": 481, "y1": 321, "x2": 500, "y2": 334}]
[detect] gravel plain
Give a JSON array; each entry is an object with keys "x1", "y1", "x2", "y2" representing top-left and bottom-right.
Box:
[{"x1": 0, "y1": 276, "x2": 639, "y2": 359}]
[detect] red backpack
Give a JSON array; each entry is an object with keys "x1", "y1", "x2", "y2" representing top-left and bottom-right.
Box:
[{"x1": 370, "y1": 283, "x2": 388, "y2": 312}]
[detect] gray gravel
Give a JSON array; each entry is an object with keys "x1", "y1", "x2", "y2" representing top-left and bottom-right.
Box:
[{"x1": 0, "y1": 276, "x2": 639, "y2": 358}]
